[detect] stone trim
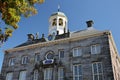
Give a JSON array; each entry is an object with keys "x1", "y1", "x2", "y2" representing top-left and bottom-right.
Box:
[{"x1": 5, "y1": 31, "x2": 110, "y2": 53}]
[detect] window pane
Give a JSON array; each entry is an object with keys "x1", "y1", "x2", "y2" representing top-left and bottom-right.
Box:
[
  {"x1": 75, "y1": 77, "x2": 78, "y2": 80},
  {"x1": 92, "y1": 63, "x2": 103, "y2": 80},
  {"x1": 44, "y1": 68, "x2": 52, "y2": 80},
  {"x1": 73, "y1": 48, "x2": 78, "y2": 57},
  {"x1": 91, "y1": 45, "x2": 96, "y2": 54},
  {"x1": 6, "y1": 72, "x2": 13, "y2": 80},
  {"x1": 79, "y1": 65, "x2": 82, "y2": 75},
  {"x1": 94, "y1": 75, "x2": 98, "y2": 80},
  {"x1": 35, "y1": 54, "x2": 40, "y2": 62},
  {"x1": 58, "y1": 68, "x2": 64, "y2": 80},
  {"x1": 96, "y1": 45, "x2": 101, "y2": 53},
  {"x1": 75, "y1": 66, "x2": 78, "y2": 75},
  {"x1": 34, "y1": 70, "x2": 38, "y2": 80},
  {"x1": 59, "y1": 50, "x2": 64, "y2": 58},
  {"x1": 19, "y1": 71, "x2": 27, "y2": 80},
  {"x1": 93, "y1": 64, "x2": 97, "y2": 74},
  {"x1": 98, "y1": 63, "x2": 102, "y2": 73},
  {"x1": 78, "y1": 48, "x2": 82, "y2": 56},
  {"x1": 9, "y1": 58, "x2": 16, "y2": 66},
  {"x1": 99, "y1": 75, "x2": 103, "y2": 80},
  {"x1": 73, "y1": 65, "x2": 82, "y2": 80},
  {"x1": 79, "y1": 76, "x2": 82, "y2": 80},
  {"x1": 22, "y1": 56, "x2": 28, "y2": 64}
]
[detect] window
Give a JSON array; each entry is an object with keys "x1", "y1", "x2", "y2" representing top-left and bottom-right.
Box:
[
  {"x1": 73, "y1": 47, "x2": 82, "y2": 57},
  {"x1": 92, "y1": 62, "x2": 103, "y2": 80},
  {"x1": 19, "y1": 71, "x2": 27, "y2": 80},
  {"x1": 91, "y1": 44, "x2": 101, "y2": 54},
  {"x1": 35, "y1": 54, "x2": 40, "y2": 62},
  {"x1": 44, "y1": 68, "x2": 53, "y2": 80},
  {"x1": 58, "y1": 67, "x2": 64, "y2": 80},
  {"x1": 52, "y1": 18, "x2": 57, "y2": 26},
  {"x1": 21, "y1": 56, "x2": 28, "y2": 64},
  {"x1": 59, "y1": 50, "x2": 64, "y2": 58},
  {"x1": 6, "y1": 72, "x2": 13, "y2": 80},
  {"x1": 9, "y1": 58, "x2": 15, "y2": 66},
  {"x1": 33, "y1": 70, "x2": 38, "y2": 80},
  {"x1": 73, "y1": 64, "x2": 82, "y2": 80},
  {"x1": 59, "y1": 18, "x2": 63, "y2": 26}
]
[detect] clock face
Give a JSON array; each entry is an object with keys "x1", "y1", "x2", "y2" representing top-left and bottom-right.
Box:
[
  {"x1": 48, "y1": 35, "x2": 53, "y2": 41},
  {"x1": 48, "y1": 34, "x2": 55, "y2": 41},
  {"x1": 45, "y1": 51, "x2": 54, "y2": 60}
]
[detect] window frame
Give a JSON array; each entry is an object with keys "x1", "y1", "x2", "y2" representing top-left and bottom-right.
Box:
[
  {"x1": 19, "y1": 70, "x2": 27, "y2": 80},
  {"x1": 21, "y1": 56, "x2": 28, "y2": 64},
  {"x1": 35, "y1": 53, "x2": 40, "y2": 63},
  {"x1": 92, "y1": 62, "x2": 103, "y2": 80},
  {"x1": 91, "y1": 44, "x2": 101, "y2": 54},
  {"x1": 73, "y1": 47, "x2": 82, "y2": 57},
  {"x1": 8, "y1": 57, "x2": 15, "y2": 66},
  {"x1": 6, "y1": 72, "x2": 13, "y2": 80},
  {"x1": 59, "y1": 18, "x2": 63, "y2": 26},
  {"x1": 44, "y1": 68, "x2": 53, "y2": 80},
  {"x1": 52, "y1": 18, "x2": 57, "y2": 26},
  {"x1": 59, "y1": 50, "x2": 64, "y2": 59},
  {"x1": 58, "y1": 67, "x2": 64, "y2": 80},
  {"x1": 73, "y1": 64, "x2": 82, "y2": 80},
  {"x1": 33, "y1": 70, "x2": 39, "y2": 80}
]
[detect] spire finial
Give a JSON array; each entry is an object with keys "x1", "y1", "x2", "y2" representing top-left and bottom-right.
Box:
[{"x1": 58, "y1": 4, "x2": 60, "y2": 12}]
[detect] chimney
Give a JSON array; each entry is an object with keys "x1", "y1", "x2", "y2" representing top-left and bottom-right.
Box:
[
  {"x1": 42, "y1": 34, "x2": 44, "y2": 38},
  {"x1": 27, "y1": 34, "x2": 34, "y2": 41},
  {"x1": 86, "y1": 20, "x2": 94, "y2": 28},
  {"x1": 36, "y1": 32, "x2": 39, "y2": 39}
]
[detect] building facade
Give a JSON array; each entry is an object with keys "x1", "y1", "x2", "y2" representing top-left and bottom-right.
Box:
[{"x1": 1, "y1": 10, "x2": 120, "y2": 80}]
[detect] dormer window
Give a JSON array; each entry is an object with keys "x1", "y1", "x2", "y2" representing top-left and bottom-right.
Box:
[
  {"x1": 59, "y1": 18, "x2": 63, "y2": 26},
  {"x1": 52, "y1": 18, "x2": 57, "y2": 26}
]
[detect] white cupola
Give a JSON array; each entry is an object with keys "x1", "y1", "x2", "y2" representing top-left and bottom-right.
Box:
[{"x1": 48, "y1": 7, "x2": 68, "y2": 35}]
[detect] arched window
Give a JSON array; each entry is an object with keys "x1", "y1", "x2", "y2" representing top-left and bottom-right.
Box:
[
  {"x1": 33, "y1": 70, "x2": 38, "y2": 80},
  {"x1": 45, "y1": 51, "x2": 54, "y2": 59},
  {"x1": 52, "y1": 18, "x2": 57, "y2": 26},
  {"x1": 59, "y1": 18, "x2": 63, "y2": 26}
]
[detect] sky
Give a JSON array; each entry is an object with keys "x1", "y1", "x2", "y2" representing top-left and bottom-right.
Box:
[{"x1": 0, "y1": 0, "x2": 120, "y2": 70}]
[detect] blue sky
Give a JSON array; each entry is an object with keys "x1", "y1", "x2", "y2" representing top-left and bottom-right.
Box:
[{"x1": 0, "y1": 0, "x2": 120, "y2": 70}]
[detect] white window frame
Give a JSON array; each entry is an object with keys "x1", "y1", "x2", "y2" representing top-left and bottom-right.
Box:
[
  {"x1": 73, "y1": 64, "x2": 82, "y2": 80},
  {"x1": 21, "y1": 56, "x2": 28, "y2": 64},
  {"x1": 58, "y1": 67, "x2": 64, "y2": 80},
  {"x1": 33, "y1": 70, "x2": 38, "y2": 80},
  {"x1": 19, "y1": 71, "x2": 27, "y2": 80},
  {"x1": 9, "y1": 58, "x2": 15, "y2": 66},
  {"x1": 44, "y1": 68, "x2": 53, "y2": 80},
  {"x1": 59, "y1": 50, "x2": 64, "y2": 59},
  {"x1": 92, "y1": 62, "x2": 103, "y2": 80},
  {"x1": 91, "y1": 44, "x2": 101, "y2": 54},
  {"x1": 6, "y1": 72, "x2": 13, "y2": 80},
  {"x1": 73, "y1": 47, "x2": 82, "y2": 57}
]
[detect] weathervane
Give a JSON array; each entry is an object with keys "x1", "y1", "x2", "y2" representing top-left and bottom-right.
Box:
[{"x1": 58, "y1": 4, "x2": 60, "y2": 12}]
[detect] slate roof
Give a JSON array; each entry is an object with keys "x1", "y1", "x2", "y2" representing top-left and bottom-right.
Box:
[{"x1": 15, "y1": 27, "x2": 103, "y2": 48}]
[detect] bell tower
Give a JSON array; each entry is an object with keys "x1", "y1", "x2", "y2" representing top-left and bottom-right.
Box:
[{"x1": 48, "y1": 6, "x2": 68, "y2": 36}]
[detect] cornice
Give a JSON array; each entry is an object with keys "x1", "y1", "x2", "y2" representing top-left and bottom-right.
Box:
[{"x1": 5, "y1": 30, "x2": 110, "y2": 53}]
